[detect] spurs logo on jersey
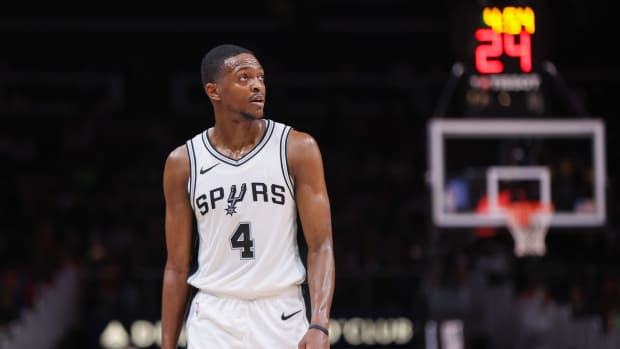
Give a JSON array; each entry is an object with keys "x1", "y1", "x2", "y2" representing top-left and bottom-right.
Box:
[
  {"x1": 225, "y1": 183, "x2": 246, "y2": 215},
  {"x1": 184, "y1": 119, "x2": 306, "y2": 299},
  {"x1": 194, "y1": 182, "x2": 286, "y2": 216}
]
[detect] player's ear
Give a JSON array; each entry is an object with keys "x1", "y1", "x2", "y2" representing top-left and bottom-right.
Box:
[{"x1": 205, "y1": 82, "x2": 221, "y2": 101}]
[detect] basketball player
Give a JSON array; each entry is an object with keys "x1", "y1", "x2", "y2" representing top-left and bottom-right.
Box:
[{"x1": 160, "y1": 44, "x2": 335, "y2": 349}]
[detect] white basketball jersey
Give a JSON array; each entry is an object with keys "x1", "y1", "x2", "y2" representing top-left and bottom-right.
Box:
[{"x1": 185, "y1": 119, "x2": 306, "y2": 299}]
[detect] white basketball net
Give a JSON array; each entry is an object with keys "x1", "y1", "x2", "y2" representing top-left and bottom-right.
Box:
[{"x1": 505, "y1": 204, "x2": 553, "y2": 257}]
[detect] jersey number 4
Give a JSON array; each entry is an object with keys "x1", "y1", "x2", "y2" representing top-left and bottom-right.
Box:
[{"x1": 230, "y1": 223, "x2": 255, "y2": 259}]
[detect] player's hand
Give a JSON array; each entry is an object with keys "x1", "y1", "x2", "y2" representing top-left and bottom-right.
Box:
[{"x1": 298, "y1": 328, "x2": 330, "y2": 349}]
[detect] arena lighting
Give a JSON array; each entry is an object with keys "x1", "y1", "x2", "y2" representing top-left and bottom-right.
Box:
[
  {"x1": 440, "y1": 320, "x2": 464, "y2": 349},
  {"x1": 424, "y1": 320, "x2": 465, "y2": 349},
  {"x1": 330, "y1": 317, "x2": 414, "y2": 345},
  {"x1": 99, "y1": 317, "x2": 414, "y2": 348},
  {"x1": 99, "y1": 320, "x2": 186, "y2": 349}
]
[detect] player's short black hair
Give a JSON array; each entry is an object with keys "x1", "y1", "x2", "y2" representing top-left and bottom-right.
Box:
[{"x1": 201, "y1": 44, "x2": 254, "y2": 87}]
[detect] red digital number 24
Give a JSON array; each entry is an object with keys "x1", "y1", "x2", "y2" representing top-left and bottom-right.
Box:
[{"x1": 475, "y1": 28, "x2": 532, "y2": 74}]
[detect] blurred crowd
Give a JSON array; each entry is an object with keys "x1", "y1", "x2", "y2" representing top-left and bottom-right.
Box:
[
  {"x1": 2, "y1": 104, "x2": 620, "y2": 348},
  {"x1": 1, "y1": 48, "x2": 620, "y2": 348}
]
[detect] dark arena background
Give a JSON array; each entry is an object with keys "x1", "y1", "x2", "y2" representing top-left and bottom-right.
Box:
[{"x1": 2, "y1": 1, "x2": 620, "y2": 348}]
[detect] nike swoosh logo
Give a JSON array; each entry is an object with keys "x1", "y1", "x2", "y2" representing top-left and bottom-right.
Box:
[
  {"x1": 199, "y1": 163, "x2": 219, "y2": 175},
  {"x1": 281, "y1": 310, "x2": 301, "y2": 321}
]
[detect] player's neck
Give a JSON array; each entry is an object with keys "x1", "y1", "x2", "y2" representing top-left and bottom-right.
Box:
[{"x1": 210, "y1": 117, "x2": 266, "y2": 159}]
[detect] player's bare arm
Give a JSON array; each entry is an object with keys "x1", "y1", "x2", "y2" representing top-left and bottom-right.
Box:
[
  {"x1": 161, "y1": 145, "x2": 194, "y2": 349},
  {"x1": 288, "y1": 130, "x2": 335, "y2": 348}
]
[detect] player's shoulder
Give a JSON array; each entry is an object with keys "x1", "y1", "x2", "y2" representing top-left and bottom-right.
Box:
[
  {"x1": 165, "y1": 144, "x2": 190, "y2": 172},
  {"x1": 287, "y1": 129, "x2": 319, "y2": 150},
  {"x1": 286, "y1": 129, "x2": 322, "y2": 169}
]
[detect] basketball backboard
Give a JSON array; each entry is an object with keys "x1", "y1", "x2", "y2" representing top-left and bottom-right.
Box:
[{"x1": 427, "y1": 118, "x2": 606, "y2": 228}]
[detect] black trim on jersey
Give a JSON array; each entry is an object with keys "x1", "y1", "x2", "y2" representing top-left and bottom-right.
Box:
[
  {"x1": 185, "y1": 140, "x2": 200, "y2": 293},
  {"x1": 201, "y1": 119, "x2": 274, "y2": 167},
  {"x1": 301, "y1": 281, "x2": 311, "y2": 323},
  {"x1": 185, "y1": 141, "x2": 192, "y2": 196},
  {"x1": 280, "y1": 126, "x2": 295, "y2": 200},
  {"x1": 296, "y1": 216, "x2": 311, "y2": 323},
  {"x1": 185, "y1": 141, "x2": 192, "y2": 195},
  {"x1": 186, "y1": 225, "x2": 201, "y2": 297},
  {"x1": 186, "y1": 139, "x2": 198, "y2": 211}
]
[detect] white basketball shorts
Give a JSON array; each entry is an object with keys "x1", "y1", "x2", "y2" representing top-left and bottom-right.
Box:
[{"x1": 186, "y1": 286, "x2": 309, "y2": 349}]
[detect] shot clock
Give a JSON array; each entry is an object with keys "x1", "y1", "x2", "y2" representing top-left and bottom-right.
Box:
[
  {"x1": 474, "y1": 6, "x2": 535, "y2": 74},
  {"x1": 453, "y1": 1, "x2": 549, "y2": 116}
]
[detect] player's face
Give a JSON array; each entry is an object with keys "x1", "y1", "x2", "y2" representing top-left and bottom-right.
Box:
[{"x1": 218, "y1": 53, "x2": 266, "y2": 120}]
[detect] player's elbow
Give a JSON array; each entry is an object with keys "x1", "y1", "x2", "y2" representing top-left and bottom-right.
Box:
[
  {"x1": 164, "y1": 258, "x2": 190, "y2": 278},
  {"x1": 308, "y1": 236, "x2": 334, "y2": 255}
]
